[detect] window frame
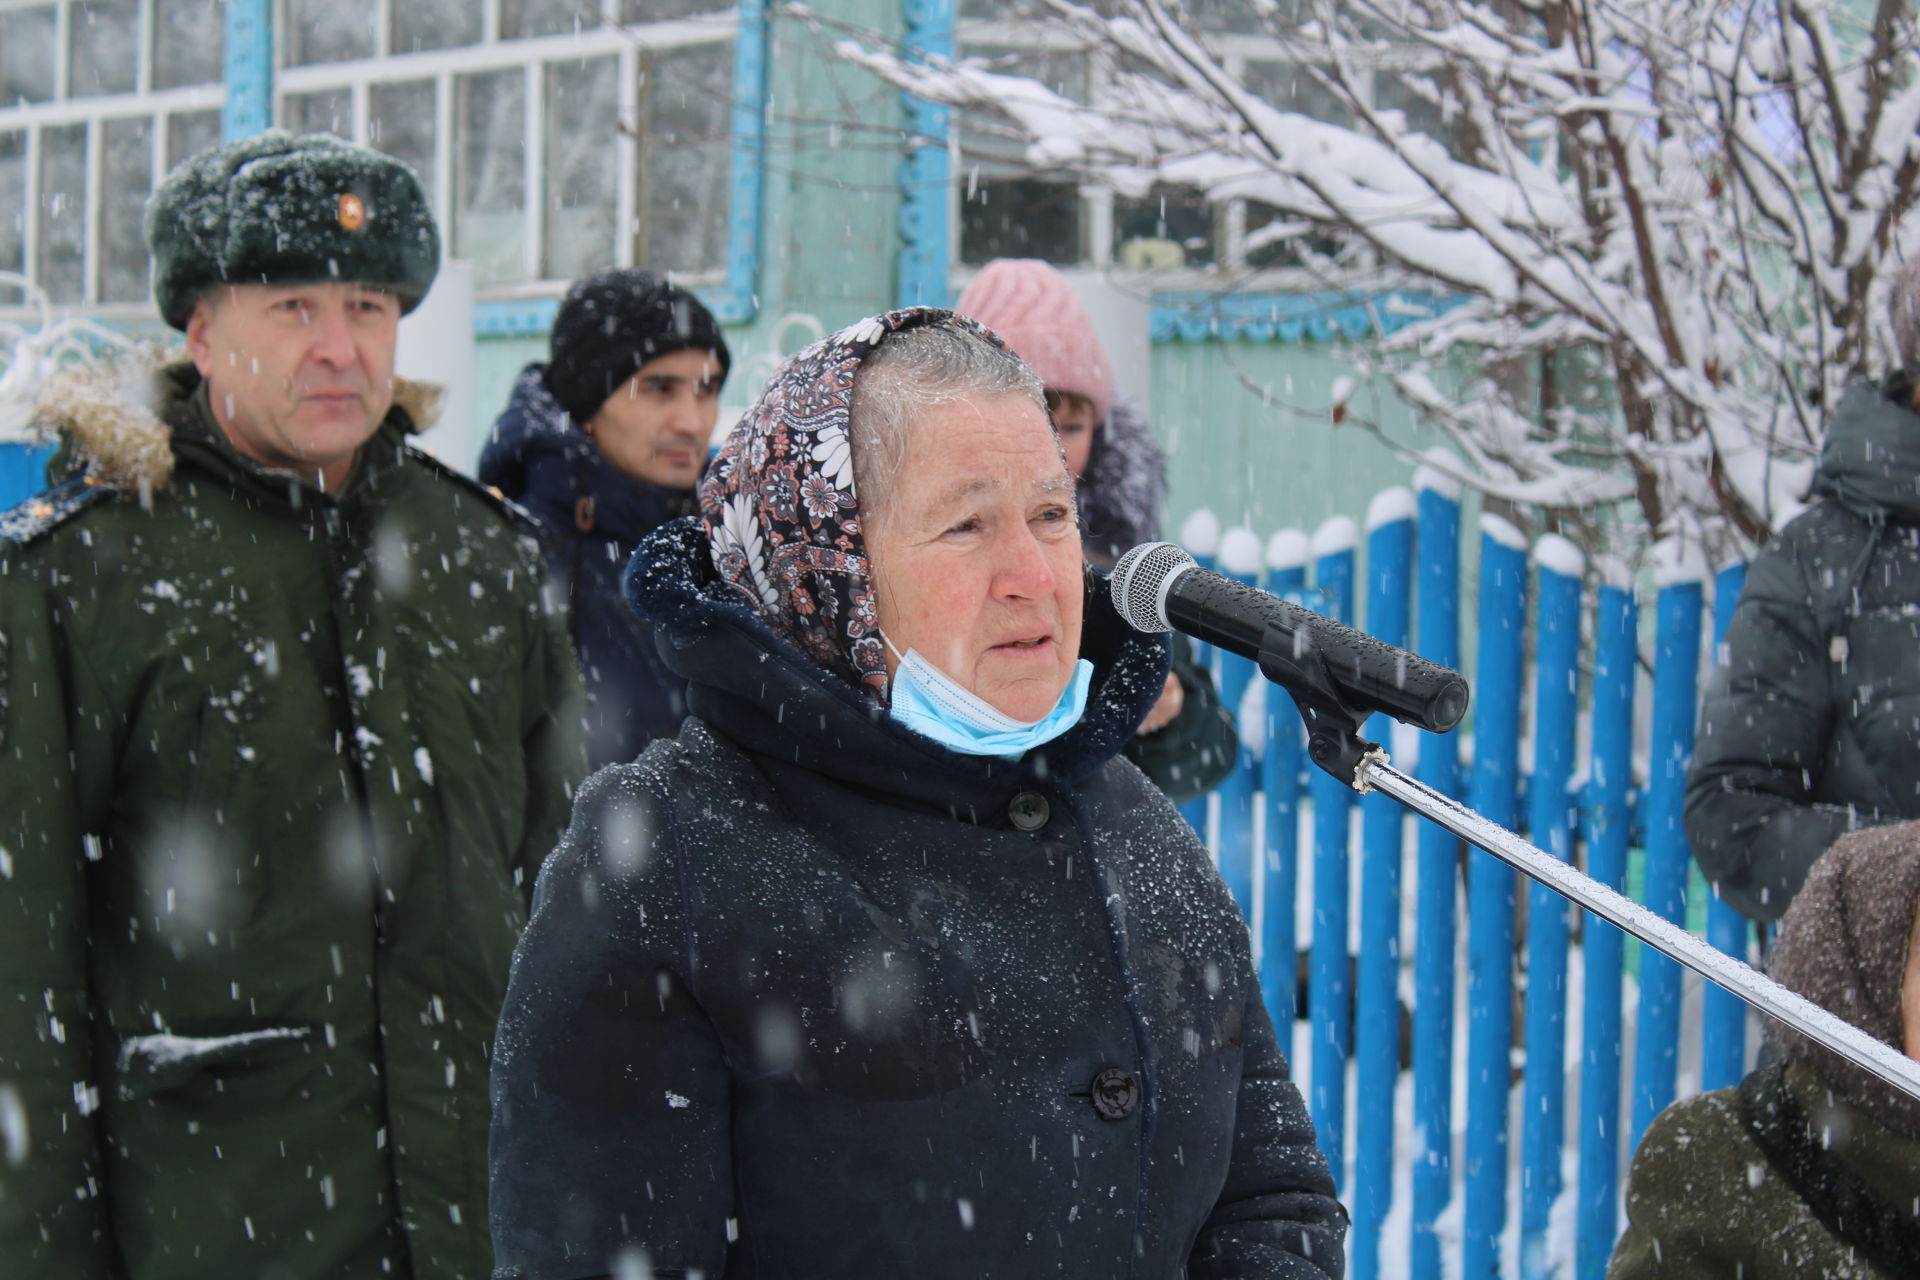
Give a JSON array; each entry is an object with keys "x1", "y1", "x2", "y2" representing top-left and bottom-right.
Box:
[
  {"x1": 0, "y1": 0, "x2": 227, "y2": 316},
  {"x1": 0, "y1": 0, "x2": 767, "y2": 327},
  {"x1": 947, "y1": 13, "x2": 1407, "y2": 294}
]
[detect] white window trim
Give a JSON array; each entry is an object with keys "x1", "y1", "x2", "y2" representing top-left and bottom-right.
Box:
[
  {"x1": 0, "y1": 5, "x2": 740, "y2": 318},
  {"x1": 274, "y1": 12, "x2": 738, "y2": 297},
  {"x1": 950, "y1": 15, "x2": 1396, "y2": 292},
  {"x1": 1, "y1": 0, "x2": 226, "y2": 314}
]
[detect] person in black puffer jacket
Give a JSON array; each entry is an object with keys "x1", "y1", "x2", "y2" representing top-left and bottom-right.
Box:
[
  {"x1": 489, "y1": 308, "x2": 1346, "y2": 1280},
  {"x1": 479, "y1": 269, "x2": 730, "y2": 768},
  {"x1": 1688, "y1": 257, "x2": 1920, "y2": 924}
]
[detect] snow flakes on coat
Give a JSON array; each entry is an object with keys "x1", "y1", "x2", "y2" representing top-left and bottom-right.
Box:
[
  {"x1": 697, "y1": 306, "x2": 1014, "y2": 695},
  {"x1": 1767, "y1": 819, "x2": 1920, "y2": 1137}
]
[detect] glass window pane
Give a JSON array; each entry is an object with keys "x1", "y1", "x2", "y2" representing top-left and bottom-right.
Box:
[
  {"x1": 542, "y1": 55, "x2": 617, "y2": 280},
  {"x1": 154, "y1": 0, "x2": 228, "y2": 90},
  {"x1": 1244, "y1": 201, "x2": 1342, "y2": 270},
  {"x1": 166, "y1": 109, "x2": 222, "y2": 169},
  {"x1": 1186, "y1": 0, "x2": 1270, "y2": 33},
  {"x1": 960, "y1": 0, "x2": 1123, "y2": 16},
  {"x1": 38, "y1": 124, "x2": 87, "y2": 304},
  {"x1": 1376, "y1": 71, "x2": 1471, "y2": 155},
  {"x1": 100, "y1": 117, "x2": 153, "y2": 303},
  {"x1": 455, "y1": 68, "x2": 527, "y2": 286},
  {"x1": 70, "y1": 0, "x2": 140, "y2": 98},
  {"x1": 502, "y1": 0, "x2": 593, "y2": 40},
  {"x1": 0, "y1": 7, "x2": 57, "y2": 106},
  {"x1": 954, "y1": 42, "x2": 1087, "y2": 267},
  {"x1": 0, "y1": 132, "x2": 25, "y2": 291},
  {"x1": 1114, "y1": 184, "x2": 1215, "y2": 268},
  {"x1": 1242, "y1": 60, "x2": 1352, "y2": 128},
  {"x1": 392, "y1": 0, "x2": 481, "y2": 55},
  {"x1": 958, "y1": 178, "x2": 1081, "y2": 265},
  {"x1": 617, "y1": 0, "x2": 731, "y2": 20},
  {"x1": 370, "y1": 81, "x2": 437, "y2": 209},
  {"x1": 283, "y1": 0, "x2": 375, "y2": 66},
  {"x1": 282, "y1": 89, "x2": 354, "y2": 138},
  {"x1": 641, "y1": 42, "x2": 731, "y2": 273}
]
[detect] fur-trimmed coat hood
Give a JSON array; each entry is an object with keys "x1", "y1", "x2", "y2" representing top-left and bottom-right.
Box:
[{"x1": 29, "y1": 356, "x2": 441, "y2": 495}]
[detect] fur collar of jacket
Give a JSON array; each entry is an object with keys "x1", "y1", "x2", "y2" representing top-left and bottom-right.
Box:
[{"x1": 31, "y1": 355, "x2": 440, "y2": 496}]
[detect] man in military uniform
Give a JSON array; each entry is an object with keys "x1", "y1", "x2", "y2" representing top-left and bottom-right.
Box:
[{"x1": 0, "y1": 131, "x2": 586, "y2": 1280}]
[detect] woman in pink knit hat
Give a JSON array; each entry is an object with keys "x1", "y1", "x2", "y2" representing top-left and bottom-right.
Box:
[{"x1": 958, "y1": 258, "x2": 1237, "y2": 804}]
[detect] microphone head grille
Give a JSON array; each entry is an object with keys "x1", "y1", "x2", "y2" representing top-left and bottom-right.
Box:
[{"x1": 1110, "y1": 541, "x2": 1195, "y2": 633}]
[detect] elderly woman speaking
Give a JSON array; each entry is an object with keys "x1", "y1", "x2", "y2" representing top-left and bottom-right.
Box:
[{"x1": 488, "y1": 309, "x2": 1346, "y2": 1279}]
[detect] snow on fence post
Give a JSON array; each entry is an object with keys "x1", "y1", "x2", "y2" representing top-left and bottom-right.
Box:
[
  {"x1": 1353, "y1": 490, "x2": 1415, "y2": 1280},
  {"x1": 1409, "y1": 469, "x2": 1462, "y2": 1280},
  {"x1": 1308, "y1": 515, "x2": 1359, "y2": 1165},
  {"x1": 1177, "y1": 509, "x2": 1224, "y2": 840},
  {"x1": 1462, "y1": 515, "x2": 1529, "y2": 1280},
  {"x1": 1519, "y1": 536, "x2": 1584, "y2": 1279},
  {"x1": 1576, "y1": 566, "x2": 1637, "y2": 1280},
  {"x1": 1630, "y1": 544, "x2": 1707, "y2": 1150},
  {"x1": 1259, "y1": 531, "x2": 1311, "y2": 1033},
  {"x1": 1700, "y1": 559, "x2": 1752, "y2": 1093},
  {"x1": 1214, "y1": 526, "x2": 1265, "y2": 915}
]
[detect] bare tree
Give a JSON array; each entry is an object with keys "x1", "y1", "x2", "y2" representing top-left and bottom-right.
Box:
[{"x1": 837, "y1": 0, "x2": 1920, "y2": 558}]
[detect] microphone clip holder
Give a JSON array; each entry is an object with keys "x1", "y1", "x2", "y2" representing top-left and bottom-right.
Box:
[{"x1": 1257, "y1": 621, "x2": 1387, "y2": 792}]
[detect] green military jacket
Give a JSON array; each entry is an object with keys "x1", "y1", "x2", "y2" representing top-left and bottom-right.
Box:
[
  {"x1": 1610, "y1": 1061, "x2": 1920, "y2": 1279},
  {"x1": 0, "y1": 362, "x2": 586, "y2": 1280}
]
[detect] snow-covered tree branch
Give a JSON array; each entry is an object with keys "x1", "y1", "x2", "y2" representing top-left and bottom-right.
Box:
[{"x1": 835, "y1": 0, "x2": 1920, "y2": 558}]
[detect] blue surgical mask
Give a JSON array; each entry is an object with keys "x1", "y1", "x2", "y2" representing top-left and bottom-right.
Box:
[{"x1": 885, "y1": 643, "x2": 1094, "y2": 761}]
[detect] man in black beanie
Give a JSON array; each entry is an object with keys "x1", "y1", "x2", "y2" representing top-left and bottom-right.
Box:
[{"x1": 481, "y1": 268, "x2": 731, "y2": 767}]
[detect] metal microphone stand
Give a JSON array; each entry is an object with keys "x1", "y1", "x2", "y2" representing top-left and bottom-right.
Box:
[{"x1": 1263, "y1": 626, "x2": 1920, "y2": 1105}]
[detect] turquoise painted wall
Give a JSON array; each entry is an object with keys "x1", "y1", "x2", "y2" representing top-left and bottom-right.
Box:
[{"x1": 1151, "y1": 337, "x2": 1448, "y2": 542}]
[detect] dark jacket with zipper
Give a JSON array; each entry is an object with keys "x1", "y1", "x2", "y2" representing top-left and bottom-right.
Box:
[
  {"x1": 1687, "y1": 374, "x2": 1920, "y2": 921},
  {"x1": 479, "y1": 364, "x2": 696, "y2": 769},
  {"x1": 0, "y1": 360, "x2": 587, "y2": 1280},
  {"x1": 487, "y1": 517, "x2": 1347, "y2": 1280}
]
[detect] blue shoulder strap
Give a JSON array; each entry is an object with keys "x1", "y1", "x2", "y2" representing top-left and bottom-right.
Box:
[{"x1": 0, "y1": 473, "x2": 114, "y2": 546}]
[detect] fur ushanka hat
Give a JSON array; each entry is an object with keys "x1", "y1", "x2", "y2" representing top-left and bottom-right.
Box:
[{"x1": 144, "y1": 130, "x2": 440, "y2": 330}]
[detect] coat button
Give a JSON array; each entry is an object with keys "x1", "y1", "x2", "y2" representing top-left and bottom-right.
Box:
[
  {"x1": 1008, "y1": 791, "x2": 1050, "y2": 831},
  {"x1": 1089, "y1": 1067, "x2": 1140, "y2": 1120}
]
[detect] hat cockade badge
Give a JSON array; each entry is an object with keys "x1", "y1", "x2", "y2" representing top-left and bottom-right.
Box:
[{"x1": 337, "y1": 192, "x2": 367, "y2": 232}]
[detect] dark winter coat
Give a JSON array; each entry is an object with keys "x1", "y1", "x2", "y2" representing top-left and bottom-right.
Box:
[
  {"x1": 488, "y1": 517, "x2": 1347, "y2": 1280},
  {"x1": 0, "y1": 361, "x2": 587, "y2": 1280},
  {"x1": 479, "y1": 364, "x2": 697, "y2": 768},
  {"x1": 1687, "y1": 374, "x2": 1920, "y2": 921},
  {"x1": 1608, "y1": 1061, "x2": 1920, "y2": 1279}
]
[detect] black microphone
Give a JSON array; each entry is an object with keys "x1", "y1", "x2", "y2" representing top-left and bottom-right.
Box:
[{"x1": 1110, "y1": 541, "x2": 1469, "y2": 735}]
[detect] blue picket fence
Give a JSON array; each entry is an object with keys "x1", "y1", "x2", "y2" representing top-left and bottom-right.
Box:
[{"x1": 1184, "y1": 480, "x2": 1756, "y2": 1280}]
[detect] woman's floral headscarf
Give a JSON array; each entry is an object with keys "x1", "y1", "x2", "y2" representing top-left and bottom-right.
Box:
[{"x1": 699, "y1": 306, "x2": 1017, "y2": 694}]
